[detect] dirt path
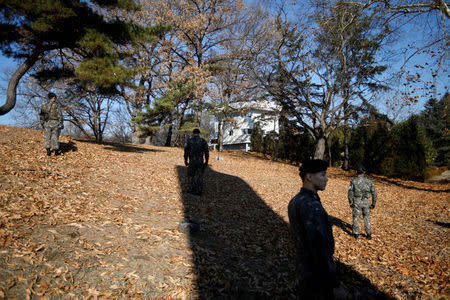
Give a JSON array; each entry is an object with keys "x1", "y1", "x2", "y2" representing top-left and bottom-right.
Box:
[{"x1": 0, "y1": 125, "x2": 449, "y2": 299}]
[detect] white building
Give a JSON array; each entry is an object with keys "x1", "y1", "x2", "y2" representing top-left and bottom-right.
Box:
[{"x1": 213, "y1": 101, "x2": 281, "y2": 151}]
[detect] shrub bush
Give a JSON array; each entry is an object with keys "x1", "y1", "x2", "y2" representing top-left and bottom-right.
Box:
[{"x1": 349, "y1": 117, "x2": 435, "y2": 181}]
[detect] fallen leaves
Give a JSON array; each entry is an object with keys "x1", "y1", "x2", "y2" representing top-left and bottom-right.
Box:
[{"x1": 0, "y1": 125, "x2": 449, "y2": 299}]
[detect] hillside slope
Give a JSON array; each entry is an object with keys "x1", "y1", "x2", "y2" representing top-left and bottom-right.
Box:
[{"x1": 0, "y1": 125, "x2": 448, "y2": 299}]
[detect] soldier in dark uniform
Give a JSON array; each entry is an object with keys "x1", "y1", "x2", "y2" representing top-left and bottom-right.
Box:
[
  {"x1": 348, "y1": 166, "x2": 377, "y2": 240},
  {"x1": 288, "y1": 159, "x2": 346, "y2": 299},
  {"x1": 39, "y1": 92, "x2": 64, "y2": 156},
  {"x1": 184, "y1": 128, "x2": 209, "y2": 195}
]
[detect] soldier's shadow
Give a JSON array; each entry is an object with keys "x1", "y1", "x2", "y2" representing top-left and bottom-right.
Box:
[
  {"x1": 176, "y1": 166, "x2": 391, "y2": 299},
  {"x1": 59, "y1": 141, "x2": 78, "y2": 153},
  {"x1": 329, "y1": 215, "x2": 353, "y2": 235}
]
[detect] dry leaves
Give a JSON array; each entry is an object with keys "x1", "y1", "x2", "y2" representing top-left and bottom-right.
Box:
[{"x1": 0, "y1": 125, "x2": 449, "y2": 299}]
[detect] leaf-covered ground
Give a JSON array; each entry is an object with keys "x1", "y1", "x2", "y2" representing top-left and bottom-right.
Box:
[{"x1": 0, "y1": 125, "x2": 448, "y2": 299}]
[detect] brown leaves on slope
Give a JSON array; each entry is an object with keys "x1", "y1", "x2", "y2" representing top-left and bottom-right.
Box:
[{"x1": 0, "y1": 125, "x2": 449, "y2": 299}]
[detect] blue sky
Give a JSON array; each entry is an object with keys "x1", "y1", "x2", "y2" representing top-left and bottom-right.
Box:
[
  {"x1": 0, "y1": 1, "x2": 448, "y2": 126},
  {"x1": 0, "y1": 55, "x2": 16, "y2": 125}
]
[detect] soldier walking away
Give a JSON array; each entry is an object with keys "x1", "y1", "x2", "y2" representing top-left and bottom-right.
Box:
[
  {"x1": 348, "y1": 166, "x2": 377, "y2": 240},
  {"x1": 184, "y1": 128, "x2": 209, "y2": 196},
  {"x1": 39, "y1": 92, "x2": 64, "y2": 156},
  {"x1": 288, "y1": 159, "x2": 347, "y2": 300}
]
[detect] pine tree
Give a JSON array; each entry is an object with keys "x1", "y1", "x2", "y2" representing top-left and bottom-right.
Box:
[
  {"x1": 0, "y1": 0, "x2": 162, "y2": 115},
  {"x1": 250, "y1": 122, "x2": 263, "y2": 152},
  {"x1": 134, "y1": 81, "x2": 197, "y2": 140},
  {"x1": 419, "y1": 93, "x2": 450, "y2": 166}
]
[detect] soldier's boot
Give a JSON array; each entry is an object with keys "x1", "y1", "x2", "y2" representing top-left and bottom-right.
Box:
[
  {"x1": 55, "y1": 149, "x2": 61, "y2": 156},
  {"x1": 367, "y1": 234, "x2": 372, "y2": 240},
  {"x1": 46, "y1": 148, "x2": 51, "y2": 156}
]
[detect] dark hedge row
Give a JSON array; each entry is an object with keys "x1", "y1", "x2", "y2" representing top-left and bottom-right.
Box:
[{"x1": 250, "y1": 94, "x2": 448, "y2": 181}]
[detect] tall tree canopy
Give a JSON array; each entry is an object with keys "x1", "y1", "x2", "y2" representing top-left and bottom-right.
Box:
[
  {"x1": 251, "y1": 0, "x2": 388, "y2": 159},
  {"x1": 132, "y1": 0, "x2": 246, "y2": 145},
  {"x1": 0, "y1": 0, "x2": 161, "y2": 115}
]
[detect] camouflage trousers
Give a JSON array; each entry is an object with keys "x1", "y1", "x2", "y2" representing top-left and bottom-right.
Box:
[
  {"x1": 352, "y1": 204, "x2": 372, "y2": 235},
  {"x1": 43, "y1": 120, "x2": 61, "y2": 150},
  {"x1": 187, "y1": 160, "x2": 205, "y2": 194}
]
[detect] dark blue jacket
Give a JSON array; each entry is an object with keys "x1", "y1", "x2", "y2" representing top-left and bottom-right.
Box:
[{"x1": 288, "y1": 188, "x2": 339, "y2": 293}]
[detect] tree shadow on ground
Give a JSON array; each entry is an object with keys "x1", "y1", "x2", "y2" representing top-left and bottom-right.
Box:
[
  {"x1": 426, "y1": 220, "x2": 450, "y2": 229},
  {"x1": 74, "y1": 139, "x2": 165, "y2": 153},
  {"x1": 59, "y1": 141, "x2": 78, "y2": 154},
  {"x1": 374, "y1": 177, "x2": 450, "y2": 193},
  {"x1": 176, "y1": 166, "x2": 391, "y2": 299}
]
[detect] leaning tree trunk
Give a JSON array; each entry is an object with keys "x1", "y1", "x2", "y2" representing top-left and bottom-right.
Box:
[
  {"x1": 314, "y1": 137, "x2": 326, "y2": 159},
  {"x1": 0, "y1": 48, "x2": 41, "y2": 115}
]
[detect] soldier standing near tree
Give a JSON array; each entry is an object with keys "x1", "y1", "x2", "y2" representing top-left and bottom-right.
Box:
[
  {"x1": 184, "y1": 128, "x2": 209, "y2": 196},
  {"x1": 39, "y1": 92, "x2": 64, "y2": 156},
  {"x1": 348, "y1": 166, "x2": 377, "y2": 240}
]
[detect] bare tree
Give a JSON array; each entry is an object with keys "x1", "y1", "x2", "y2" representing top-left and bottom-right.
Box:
[
  {"x1": 64, "y1": 88, "x2": 117, "y2": 142},
  {"x1": 248, "y1": 1, "x2": 389, "y2": 159}
]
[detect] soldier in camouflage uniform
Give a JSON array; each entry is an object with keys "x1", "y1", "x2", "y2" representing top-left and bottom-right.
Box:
[
  {"x1": 39, "y1": 93, "x2": 64, "y2": 156},
  {"x1": 288, "y1": 159, "x2": 346, "y2": 300},
  {"x1": 348, "y1": 166, "x2": 377, "y2": 240},
  {"x1": 184, "y1": 128, "x2": 209, "y2": 196}
]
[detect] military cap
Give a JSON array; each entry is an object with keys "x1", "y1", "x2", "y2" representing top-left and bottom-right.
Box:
[
  {"x1": 48, "y1": 92, "x2": 56, "y2": 99},
  {"x1": 299, "y1": 159, "x2": 328, "y2": 179},
  {"x1": 357, "y1": 165, "x2": 366, "y2": 174},
  {"x1": 193, "y1": 128, "x2": 200, "y2": 134}
]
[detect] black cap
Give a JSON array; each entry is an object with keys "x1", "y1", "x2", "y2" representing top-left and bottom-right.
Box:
[
  {"x1": 48, "y1": 92, "x2": 56, "y2": 99},
  {"x1": 193, "y1": 128, "x2": 200, "y2": 134},
  {"x1": 299, "y1": 159, "x2": 328, "y2": 179},
  {"x1": 357, "y1": 165, "x2": 366, "y2": 174}
]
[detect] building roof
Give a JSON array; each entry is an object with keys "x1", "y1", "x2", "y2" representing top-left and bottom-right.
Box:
[{"x1": 229, "y1": 100, "x2": 281, "y2": 112}]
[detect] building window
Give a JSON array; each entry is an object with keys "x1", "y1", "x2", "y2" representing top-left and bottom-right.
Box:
[
  {"x1": 229, "y1": 129, "x2": 233, "y2": 136},
  {"x1": 246, "y1": 113, "x2": 253, "y2": 127},
  {"x1": 243, "y1": 129, "x2": 253, "y2": 135}
]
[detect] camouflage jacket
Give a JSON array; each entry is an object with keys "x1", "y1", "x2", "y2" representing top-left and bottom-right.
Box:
[
  {"x1": 40, "y1": 102, "x2": 63, "y2": 126},
  {"x1": 348, "y1": 176, "x2": 377, "y2": 207},
  {"x1": 288, "y1": 188, "x2": 340, "y2": 288},
  {"x1": 184, "y1": 136, "x2": 209, "y2": 164}
]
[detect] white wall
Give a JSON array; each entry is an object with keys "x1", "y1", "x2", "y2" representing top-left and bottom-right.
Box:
[{"x1": 215, "y1": 109, "x2": 279, "y2": 147}]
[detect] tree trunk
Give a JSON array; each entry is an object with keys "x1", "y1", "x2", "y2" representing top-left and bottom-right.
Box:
[
  {"x1": 131, "y1": 109, "x2": 143, "y2": 144},
  {"x1": 165, "y1": 124, "x2": 173, "y2": 147},
  {"x1": 218, "y1": 118, "x2": 224, "y2": 152},
  {"x1": 272, "y1": 137, "x2": 278, "y2": 161},
  {"x1": 0, "y1": 48, "x2": 41, "y2": 115},
  {"x1": 343, "y1": 124, "x2": 349, "y2": 170},
  {"x1": 314, "y1": 137, "x2": 326, "y2": 159},
  {"x1": 97, "y1": 114, "x2": 103, "y2": 142},
  {"x1": 327, "y1": 137, "x2": 332, "y2": 166},
  {"x1": 174, "y1": 114, "x2": 186, "y2": 147},
  {"x1": 342, "y1": 99, "x2": 350, "y2": 170}
]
